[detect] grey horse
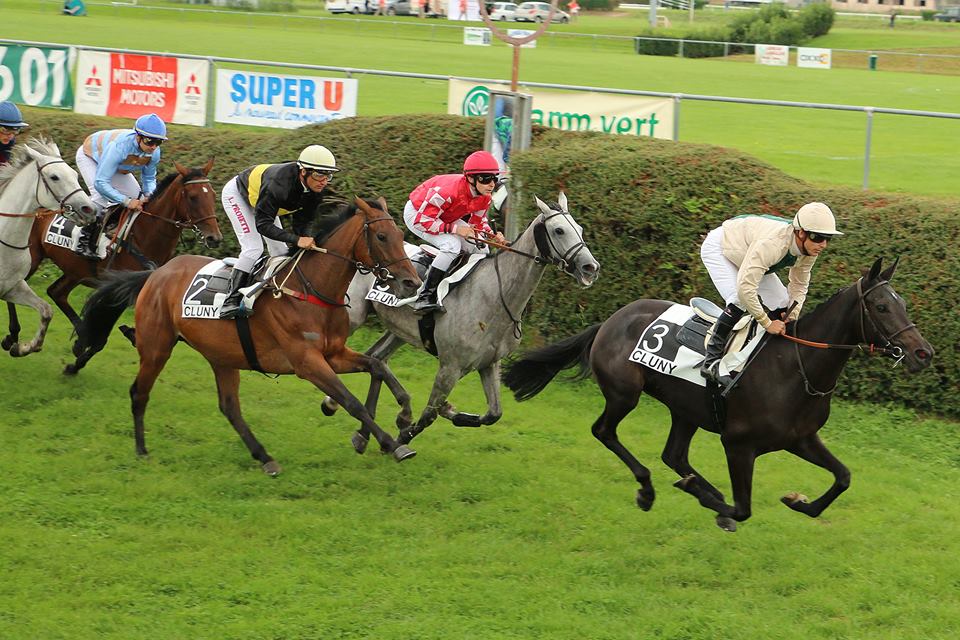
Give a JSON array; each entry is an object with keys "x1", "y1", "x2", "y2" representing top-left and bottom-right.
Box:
[{"x1": 322, "y1": 192, "x2": 600, "y2": 450}]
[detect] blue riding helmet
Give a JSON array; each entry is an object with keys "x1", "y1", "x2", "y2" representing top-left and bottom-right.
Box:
[
  {"x1": 0, "y1": 101, "x2": 28, "y2": 128},
  {"x1": 133, "y1": 113, "x2": 168, "y2": 140}
]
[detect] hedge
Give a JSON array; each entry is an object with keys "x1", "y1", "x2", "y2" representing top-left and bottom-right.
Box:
[{"x1": 18, "y1": 108, "x2": 960, "y2": 418}]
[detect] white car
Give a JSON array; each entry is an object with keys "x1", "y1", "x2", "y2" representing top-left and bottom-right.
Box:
[
  {"x1": 326, "y1": 0, "x2": 368, "y2": 14},
  {"x1": 489, "y1": 2, "x2": 518, "y2": 21},
  {"x1": 513, "y1": 1, "x2": 569, "y2": 23}
]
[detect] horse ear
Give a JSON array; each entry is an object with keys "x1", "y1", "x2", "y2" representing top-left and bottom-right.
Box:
[
  {"x1": 879, "y1": 256, "x2": 900, "y2": 282},
  {"x1": 376, "y1": 196, "x2": 388, "y2": 213},
  {"x1": 23, "y1": 145, "x2": 42, "y2": 162},
  {"x1": 353, "y1": 196, "x2": 367, "y2": 212},
  {"x1": 866, "y1": 258, "x2": 883, "y2": 283},
  {"x1": 174, "y1": 161, "x2": 189, "y2": 177},
  {"x1": 557, "y1": 191, "x2": 568, "y2": 212},
  {"x1": 534, "y1": 196, "x2": 551, "y2": 215},
  {"x1": 202, "y1": 157, "x2": 215, "y2": 176}
]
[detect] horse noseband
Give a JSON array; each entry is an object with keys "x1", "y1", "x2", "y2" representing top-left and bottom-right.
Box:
[{"x1": 534, "y1": 211, "x2": 587, "y2": 276}]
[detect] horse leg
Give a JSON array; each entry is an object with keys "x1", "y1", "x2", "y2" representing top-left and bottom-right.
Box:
[
  {"x1": 449, "y1": 361, "x2": 503, "y2": 428},
  {"x1": 398, "y1": 363, "x2": 463, "y2": 445},
  {"x1": 297, "y1": 350, "x2": 415, "y2": 462},
  {"x1": 722, "y1": 443, "x2": 757, "y2": 526},
  {"x1": 130, "y1": 338, "x2": 177, "y2": 457},
  {"x1": 47, "y1": 275, "x2": 82, "y2": 329},
  {"x1": 2, "y1": 302, "x2": 21, "y2": 351},
  {"x1": 590, "y1": 393, "x2": 656, "y2": 512},
  {"x1": 663, "y1": 416, "x2": 738, "y2": 531},
  {"x1": 2, "y1": 281, "x2": 52, "y2": 357},
  {"x1": 340, "y1": 333, "x2": 406, "y2": 455},
  {"x1": 211, "y1": 365, "x2": 281, "y2": 476},
  {"x1": 781, "y1": 434, "x2": 851, "y2": 518}
]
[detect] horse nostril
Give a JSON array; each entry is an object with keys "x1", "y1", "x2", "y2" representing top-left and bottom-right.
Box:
[
  {"x1": 916, "y1": 349, "x2": 931, "y2": 361},
  {"x1": 583, "y1": 263, "x2": 597, "y2": 273},
  {"x1": 404, "y1": 279, "x2": 419, "y2": 291}
]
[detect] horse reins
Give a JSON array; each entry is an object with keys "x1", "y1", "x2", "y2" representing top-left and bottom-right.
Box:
[
  {"x1": 0, "y1": 159, "x2": 88, "y2": 250},
  {"x1": 784, "y1": 277, "x2": 910, "y2": 396}
]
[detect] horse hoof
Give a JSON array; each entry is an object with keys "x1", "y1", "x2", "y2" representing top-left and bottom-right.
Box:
[
  {"x1": 635, "y1": 489, "x2": 655, "y2": 512},
  {"x1": 781, "y1": 491, "x2": 809, "y2": 505},
  {"x1": 63, "y1": 363, "x2": 79, "y2": 376},
  {"x1": 0, "y1": 336, "x2": 13, "y2": 351},
  {"x1": 392, "y1": 445, "x2": 417, "y2": 462},
  {"x1": 321, "y1": 397, "x2": 338, "y2": 417},
  {"x1": 716, "y1": 516, "x2": 737, "y2": 532},
  {"x1": 351, "y1": 431, "x2": 369, "y2": 454},
  {"x1": 262, "y1": 460, "x2": 282, "y2": 476}
]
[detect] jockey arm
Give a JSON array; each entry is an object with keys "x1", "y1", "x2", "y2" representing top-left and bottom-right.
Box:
[
  {"x1": 785, "y1": 258, "x2": 816, "y2": 322},
  {"x1": 253, "y1": 185, "x2": 301, "y2": 245},
  {"x1": 735, "y1": 240, "x2": 786, "y2": 330},
  {"x1": 94, "y1": 142, "x2": 138, "y2": 207},
  {"x1": 140, "y1": 149, "x2": 161, "y2": 199}
]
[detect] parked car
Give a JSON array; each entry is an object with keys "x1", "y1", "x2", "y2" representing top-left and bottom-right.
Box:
[
  {"x1": 489, "y1": 1, "x2": 517, "y2": 20},
  {"x1": 933, "y1": 6, "x2": 960, "y2": 21},
  {"x1": 513, "y1": 1, "x2": 569, "y2": 23},
  {"x1": 326, "y1": 0, "x2": 368, "y2": 13}
]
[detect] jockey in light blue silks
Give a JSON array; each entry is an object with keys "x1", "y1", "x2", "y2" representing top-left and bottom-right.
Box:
[
  {"x1": 0, "y1": 101, "x2": 28, "y2": 166},
  {"x1": 74, "y1": 113, "x2": 167, "y2": 260}
]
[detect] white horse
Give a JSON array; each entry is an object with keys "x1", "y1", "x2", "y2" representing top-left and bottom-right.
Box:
[
  {"x1": 0, "y1": 138, "x2": 96, "y2": 356},
  {"x1": 324, "y1": 192, "x2": 600, "y2": 450}
]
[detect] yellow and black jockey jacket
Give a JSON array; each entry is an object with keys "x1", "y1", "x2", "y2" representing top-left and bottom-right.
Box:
[{"x1": 235, "y1": 161, "x2": 342, "y2": 245}]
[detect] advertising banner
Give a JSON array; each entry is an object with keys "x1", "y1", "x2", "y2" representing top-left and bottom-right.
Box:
[
  {"x1": 215, "y1": 70, "x2": 358, "y2": 129},
  {"x1": 74, "y1": 51, "x2": 209, "y2": 126},
  {"x1": 755, "y1": 44, "x2": 788, "y2": 67},
  {"x1": 463, "y1": 28, "x2": 492, "y2": 46},
  {"x1": 449, "y1": 79, "x2": 674, "y2": 140},
  {"x1": 797, "y1": 47, "x2": 832, "y2": 70},
  {"x1": 0, "y1": 44, "x2": 73, "y2": 108}
]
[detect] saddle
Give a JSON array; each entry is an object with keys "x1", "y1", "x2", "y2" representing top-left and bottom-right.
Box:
[{"x1": 677, "y1": 297, "x2": 755, "y2": 356}]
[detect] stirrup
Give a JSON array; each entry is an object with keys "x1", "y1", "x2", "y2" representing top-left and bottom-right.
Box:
[{"x1": 219, "y1": 297, "x2": 250, "y2": 319}]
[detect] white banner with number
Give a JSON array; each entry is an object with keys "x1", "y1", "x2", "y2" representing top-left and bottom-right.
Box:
[{"x1": 0, "y1": 44, "x2": 73, "y2": 108}]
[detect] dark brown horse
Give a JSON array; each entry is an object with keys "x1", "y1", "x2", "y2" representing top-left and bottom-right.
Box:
[
  {"x1": 3, "y1": 159, "x2": 222, "y2": 372},
  {"x1": 74, "y1": 197, "x2": 421, "y2": 475},
  {"x1": 504, "y1": 259, "x2": 934, "y2": 531}
]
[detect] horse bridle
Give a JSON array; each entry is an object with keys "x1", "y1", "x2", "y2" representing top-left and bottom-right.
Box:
[
  {"x1": 532, "y1": 208, "x2": 589, "y2": 275},
  {"x1": 789, "y1": 277, "x2": 911, "y2": 396},
  {"x1": 0, "y1": 159, "x2": 88, "y2": 250},
  {"x1": 138, "y1": 176, "x2": 219, "y2": 247}
]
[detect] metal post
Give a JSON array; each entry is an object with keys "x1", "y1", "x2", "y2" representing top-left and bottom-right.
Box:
[
  {"x1": 206, "y1": 58, "x2": 216, "y2": 128},
  {"x1": 862, "y1": 108, "x2": 874, "y2": 191},
  {"x1": 649, "y1": 0, "x2": 658, "y2": 28},
  {"x1": 678, "y1": 39, "x2": 684, "y2": 58},
  {"x1": 672, "y1": 95, "x2": 680, "y2": 142}
]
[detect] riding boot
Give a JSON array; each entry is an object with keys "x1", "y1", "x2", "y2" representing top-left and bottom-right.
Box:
[
  {"x1": 411, "y1": 266, "x2": 448, "y2": 315},
  {"x1": 76, "y1": 221, "x2": 101, "y2": 260},
  {"x1": 219, "y1": 269, "x2": 253, "y2": 319},
  {"x1": 701, "y1": 303, "x2": 745, "y2": 385}
]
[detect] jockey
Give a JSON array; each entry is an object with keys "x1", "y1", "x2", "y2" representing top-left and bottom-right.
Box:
[
  {"x1": 0, "y1": 101, "x2": 28, "y2": 166},
  {"x1": 404, "y1": 150, "x2": 507, "y2": 314},
  {"x1": 699, "y1": 202, "x2": 842, "y2": 385},
  {"x1": 74, "y1": 113, "x2": 167, "y2": 260},
  {"x1": 218, "y1": 144, "x2": 341, "y2": 319}
]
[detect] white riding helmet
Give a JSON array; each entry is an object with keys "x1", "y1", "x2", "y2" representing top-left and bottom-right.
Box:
[
  {"x1": 793, "y1": 202, "x2": 843, "y2": 236},
  {"x1": 297, "y1": 145, "x2": 339, "y2": 172}
]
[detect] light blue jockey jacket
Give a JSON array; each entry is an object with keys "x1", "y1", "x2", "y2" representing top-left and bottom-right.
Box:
[{"x1": 82, "y1": 129, "x2": 161, "y2": 206}]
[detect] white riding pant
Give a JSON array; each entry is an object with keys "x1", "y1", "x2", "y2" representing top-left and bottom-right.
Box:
[
  {"x1": 700, "y1": 227, "x2": 789, "y2": 311},
  {"x1": 75, "y1": 147, "x2": 141, "y2": 211},
  {"x1": 403, "y1": 200, "x2": 488, "y2": 271},
  {"x1": 222, "y1": 176, "x2": 289, "y2": 273}
]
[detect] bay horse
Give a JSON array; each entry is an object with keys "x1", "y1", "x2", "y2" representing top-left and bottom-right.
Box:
[
  {"x1": 0, "y1": 137, "x2": 96, "y2": 357},
  {"x1": 322, "y1": 193, "x2": 600, "y2": 451},
  {"x1": 503, "y1": 258, "x2": 934, "y2": 531},
  {"x1": 3, "y1": 159, "x2": 222, "y2": 373},
  {"x1": 74, "y1": 197, "x2": 421, "y2": 475}
]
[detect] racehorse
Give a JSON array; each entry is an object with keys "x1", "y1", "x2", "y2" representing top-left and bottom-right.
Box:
[
  {"x1": 3, "y1": 159, "x2": 222, "y2": 373},
  {"x1": 503, "y1": 258, "x2": 933, "y2": 531},
  {"x1": 0, "y1": 137, "x2": 96, "y2": 357},
  {"x1": 73, "y1": 197, "x2": 422, "y2": 475},
  {"x1": 323, "y1": 192, "x2": 600, "y2": 451}
]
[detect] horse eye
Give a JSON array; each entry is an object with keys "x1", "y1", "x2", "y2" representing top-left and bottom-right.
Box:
[
  {"x1": 554, "y1": 228, "x2": 565, "y2": 235},
  {"x1": 877, "y1": 304, "x2": 888, "y2": 312},
  {"x1": 51, "y1": 174, "x2": 60, "y2": 181},
  {"x1": 377, "y1": 232, "x2": 387, "y2": 242}
]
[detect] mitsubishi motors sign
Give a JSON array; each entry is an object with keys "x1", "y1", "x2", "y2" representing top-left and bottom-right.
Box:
[{"x1": 74, "y1": 51, "x2": 208, "y2": 126}]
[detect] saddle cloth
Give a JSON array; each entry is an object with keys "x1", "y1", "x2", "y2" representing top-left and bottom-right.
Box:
[
  {"x1": 180, "y1": 256, "x2": 290, "y2": 320},
  {"x1": 628, "y1": 302, "x2": 763, "y2": 388},
  {"x1": 42, "y1": 212, "x2": 138, "y2": 260},
  {"x1": 365, "y1": 242, "x2": 487, "y2": 309}
]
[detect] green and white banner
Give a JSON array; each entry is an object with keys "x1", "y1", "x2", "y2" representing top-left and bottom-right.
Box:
[
  {"x1": 449, "y1": 79, "x2": 674, "y2": 139},
  {"x1": 0, "y1": 44, "x2": 74, "y2": 108}
]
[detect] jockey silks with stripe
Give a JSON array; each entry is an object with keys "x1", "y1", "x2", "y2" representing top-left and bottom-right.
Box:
[
  {"x1": 218, "y1": 144, "x2": 341, "y2": 319},
  {"x1": 404, "y1": 150, "x2": 506, "y2": 314}
]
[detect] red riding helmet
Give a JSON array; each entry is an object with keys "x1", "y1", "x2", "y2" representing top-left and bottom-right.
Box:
[{"x1": 463, "y1": 150, "x2": 500, "y2": 175}]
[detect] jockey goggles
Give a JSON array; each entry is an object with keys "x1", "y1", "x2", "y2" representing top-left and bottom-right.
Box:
[
  {"x1": 472, "y1": 173, "x2": 498, "y2": 185},
  {"x1": 139, "y1": 135, "x2": 164, "y2": 147},
  {"x1": 305, "y1": 169, "x2": 335, "y2": 180},
  {"x1": 808, "y1": 232, "x2": 833, "y2": 244},
  {"x1": 0, "y1": 125, "x2": 24, "y2": 135}
]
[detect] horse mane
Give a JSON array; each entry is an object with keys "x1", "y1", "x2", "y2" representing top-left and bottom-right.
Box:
[
  {"x1": 312, "y1": 198, "x2": 382, "y2": 245},
  {"x1": 150, "y1": 167, "x2": 204, "y2": 201},
  {"x1": 0, "y1": 136, "x2": 61, "y2": 193},
  {"x1": 794, "y1": 279, "x2": 860, "y2": 329}
]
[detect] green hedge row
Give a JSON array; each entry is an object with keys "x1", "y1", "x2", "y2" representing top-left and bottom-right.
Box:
[{"x1": 19, "y1": 107, "x2": 959, "y2": 417}]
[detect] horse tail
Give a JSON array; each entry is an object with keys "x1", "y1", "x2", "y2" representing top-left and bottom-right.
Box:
[
  {"x1": 74, "y1": 270, "x2": 153, "y2": 354},
  {"x1": 503, "y1": 324, "x2": 601, "y2": 401}
]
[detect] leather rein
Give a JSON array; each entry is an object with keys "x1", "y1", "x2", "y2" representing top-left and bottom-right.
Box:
[
  {"x1": 783, "y1": 278, "x2": 912, "y2": 396},
  {"x1": 0, "y1": 159, "x2": 89, "y2": 250}
]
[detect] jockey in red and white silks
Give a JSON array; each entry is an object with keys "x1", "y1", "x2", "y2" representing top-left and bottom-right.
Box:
[{"x1": 404, "y1": 150, "x2": 506, "y2": 314}]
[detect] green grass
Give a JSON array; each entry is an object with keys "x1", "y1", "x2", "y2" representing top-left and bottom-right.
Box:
[
  {"x1": 5, "y1": 0, "x2": 960, "y2": 196},
  {"x1": 1, "y1": 278, "x2": 959, "y2": 638}
]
